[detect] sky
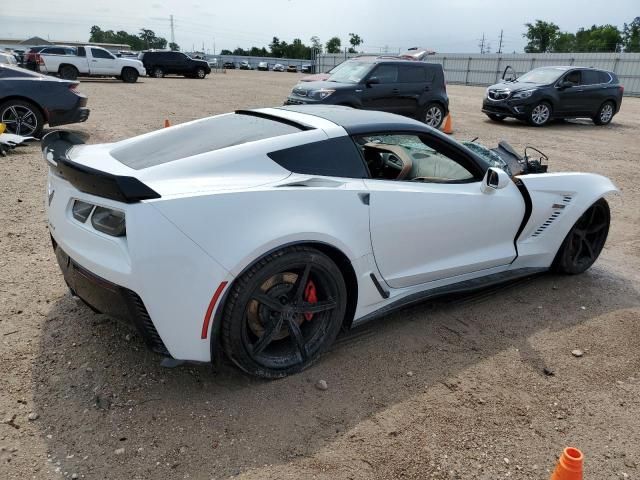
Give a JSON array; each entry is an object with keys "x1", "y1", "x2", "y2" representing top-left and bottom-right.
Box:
[{"x1": 1, "y1": 0, "x2": 637, "y2": 54}]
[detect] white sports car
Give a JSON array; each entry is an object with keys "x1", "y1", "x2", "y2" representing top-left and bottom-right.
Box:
[{"x1": 43, "y1": 106, "x2": 616, "y2": 378}]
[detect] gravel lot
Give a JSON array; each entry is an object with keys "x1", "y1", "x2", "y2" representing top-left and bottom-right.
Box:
[{"x1": 1, "y1": 70, "x2": 639, "y2": 480}]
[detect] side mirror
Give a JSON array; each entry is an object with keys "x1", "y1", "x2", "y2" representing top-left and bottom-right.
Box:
[
  {"x1": 557, "y1": 80, "x2": 573, "y2": 89},
  {"x1": 366, "y1": 77, "x2": 380, "y2": 87},
  {"x1": 481, "y1": 167, "x2": 510, "y2": 193}
]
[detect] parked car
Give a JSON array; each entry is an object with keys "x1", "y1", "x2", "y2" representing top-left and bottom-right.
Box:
[
  {"x1": 24, "y1": 45, "x2": 74, "y2": 71},
  {"x1": 285, "y1": 56, "x2": 449, "y2": 128},
  {"x1": 223, "y1": 61, "x2": 236, "y2": 69},
  {"x1": 239, "y1": 61, "x2": 252, "y2": 70},
  {"x1": 273, "y1": 63, "x2": 285, "y2": 72},
  {"x1": 287, "y1": 64, "x2": 298, "y2": 73},
  {"x1": 39, "y1": 46, "x2": 145, "y2": 82},
  {"x1": 301, "y1": 64, "x2": 313, "y2": 74},
  {"x1": 257, "y1": 61, "x2": 269, "y2": 71},
  {"x1": 138, "y1": 51, "x2": 210, "y2": 79},
  {"x1": 0, "y1": 52, "x2": 18, "y2": 66},
  {"x1": 208, "y1": 58, "x2": 218, "y2": 68},
  {"x1": 43, "y1": 106, "x2": 616, "y2": 378},
  {"x1": 482, "y1": 66, "x2": 624, "y2": 126},
  {"x1": 0, "y1": 64, "x2": 89, "y2": 137},
  {"x1": 300, "y1": 63, "x2": 339, "y2": 82}
]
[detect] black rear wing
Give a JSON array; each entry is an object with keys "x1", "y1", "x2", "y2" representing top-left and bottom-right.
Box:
[{"x1": 42, "y1": 131, "x2": 161, "y2": 203}]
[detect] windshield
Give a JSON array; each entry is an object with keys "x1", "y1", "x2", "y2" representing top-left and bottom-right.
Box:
[
  {"x1": 516, "y1": 67, "x2": 566, "y2": 84},
  {"x1": 327, "y1": 61, "x2": 373, "y2": 84}
]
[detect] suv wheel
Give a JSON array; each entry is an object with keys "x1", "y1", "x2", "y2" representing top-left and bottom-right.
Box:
[
  {"x1": 423, "y1": 103, "x2": 445, "y2": 129},
  {"x1": 593, "y1": 101, "x2": 615, "y2": 126},
  {"x1": 195, "y1": 67, "x2": 206, "y2": 79},
  {"x1": 152, "y1": 67, "x2": 165, "y2": 78},
  {"x1": 527, "y1": 102, "x2": 552, "y2": 126}
]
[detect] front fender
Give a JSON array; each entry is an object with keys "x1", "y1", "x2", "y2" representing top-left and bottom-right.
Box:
[{"x1": 513, "y1": 172, "x2": 618, "y2": 268}]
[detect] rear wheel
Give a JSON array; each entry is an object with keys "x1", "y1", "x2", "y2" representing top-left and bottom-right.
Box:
[
  {"x1": 552, "y1": 199, "x2": 610, "y2": 274},
  {"x1": 0, "y1": 99, "x2": 44, "y2": 137},
  {"x1": 121, "y1": 67, "x2": 138, "y2": 83},
  {"x1": 221, "y1": 246, "x2": 347, "y2": 378},
  {"x1": 423, "y1": 103, "x2": 445, "y2": 129},
  {"x1": 527, "y1": 101, "x2": 552, "y2": 126},
  {"x1": 486, "y1": 113, "x2": 506, "y2": 122},
  {"x1": 593, "y1": 101, "x2": 615, "y2": 125},
  {"x1": 59, "y1": 65, "x2": 78, "y2": 81},
  {"x1": 152, "y1": 67, "x2": 164, "y2": 78}
]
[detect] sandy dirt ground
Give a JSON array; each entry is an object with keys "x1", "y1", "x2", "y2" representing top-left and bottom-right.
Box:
[{"x1": 1, "y1": 71, "x2": 639, "y2": 480}]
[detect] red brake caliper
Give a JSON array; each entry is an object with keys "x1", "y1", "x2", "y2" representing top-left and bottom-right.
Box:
[{"x1": 303, "y1": 280, "x2": 318, "y2": 321}]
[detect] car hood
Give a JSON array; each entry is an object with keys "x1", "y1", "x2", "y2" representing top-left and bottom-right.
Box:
[
  {"x1": 300, "y1": 73, "x2": 331, "y2": 82},
  {"x1": 291, "y1": 80, "x2": 354, "y2": 93},
  {"x1": 487, "y1": 81, "x2": 543, "y2": 93}
]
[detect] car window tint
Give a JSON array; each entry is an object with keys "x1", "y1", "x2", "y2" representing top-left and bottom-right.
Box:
[
  {"x1": 581, "y1": 70, "x2": 601, "y2": 85},
  {"x1": 371, "y1": 65, "x2": 398, "y2": 83},
  {"x1": 91, "y1": 48, "x2": 113, "y2": 59},
  {"x1": 564, "y1": 70, "x2": 581, "y2": 85},
  {"x1": 598, "y1": 71, "x2": 612, "y2": 84},
  {"x1": 112, "y1": 113, "x2": 306, "y2": 170},
  {"x1": 268, "y1": 137, "x2": 368, "y2": 178},
  {"x1": 398, "y1": 65, "x2": 427, "y2": 83},
  {"x1": 46, "y1": 48, "x2": 64, "y2": 55},
  {"x1": 77, "y1": 47, "x2": 86, "y2": 57},
  {"x1": 354, "y1": 134, "x2": 475, "y2": 183}
]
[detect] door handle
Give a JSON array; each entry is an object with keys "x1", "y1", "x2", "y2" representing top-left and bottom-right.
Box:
[
  {"x1": 358, "y1": 193, "x2": 370, "y2": 205},
  {"x1": 91, "y1": 60, "x2": 98, "y2": 62},
  {"x1": 424, "y1": 86, "x2": 430, "y2": 91},
  {"x1": 392, "y1": 88, "x2": 399, "y2": 94}
]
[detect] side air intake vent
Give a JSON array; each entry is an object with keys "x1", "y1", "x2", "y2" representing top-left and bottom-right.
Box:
[{"x1": 531, "y1": 195, "x2": 573, "y2": 238}]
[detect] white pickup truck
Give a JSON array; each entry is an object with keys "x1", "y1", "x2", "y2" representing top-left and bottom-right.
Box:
[{"x1": 38, "y1": 46, "x2": 146, "y2": 83}]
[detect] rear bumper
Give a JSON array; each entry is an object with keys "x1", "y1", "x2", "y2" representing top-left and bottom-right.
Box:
[
  {"x1": 53, "y1": 238, "x2": 170, "y2": 356},
  {"x1": 48, "y1": 106, "x2": 90, "y2": 127}
]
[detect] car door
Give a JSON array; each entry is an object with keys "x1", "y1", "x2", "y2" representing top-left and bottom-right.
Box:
[
  {"x1": 89, "y1": 47, "x2": 116, "y2": 75},
  {"x1": 358, "y1": 132, "x2": 525, "y2": 288},
  {"x1": 395, "y1": 64, "x2": 430, "y2": 116},
  {"x1": 580, "y1": 69, "x2": 607, "y2": 115},
  {"x1": 360, "y1": 64, "x2": 401, "y2": 114},
  {"x1": 556, "y1": 69, "x2": 587, "y2": 116}
]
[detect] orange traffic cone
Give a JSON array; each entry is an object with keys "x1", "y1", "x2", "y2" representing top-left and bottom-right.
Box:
[
  {"x1": 442, "y1": 114, "x2": 453, "y2": 134},
  {"x1": 164, "y1": 118, "x2": 171, "y2": 128},
  {"x1": 550, "y1": 447, "x2": 583, "y2": 480}
]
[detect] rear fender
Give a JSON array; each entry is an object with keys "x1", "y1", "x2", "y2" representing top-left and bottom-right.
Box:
[{"x1": 513, "y1": 172, "x2": 618, "y2": 268}]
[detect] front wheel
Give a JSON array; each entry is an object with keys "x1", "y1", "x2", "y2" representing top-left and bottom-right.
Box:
[
  {"x1": 121, "y1": 67, "x2": 139, "y2": 83},
  {"x1": 195, "y1": 67, "x2": 206, "y2": 79},
  {"x1": 527, "y1": 102, "x2": 552, "y2": 126},
  {"x1": 593, "y1": 101, "x2": 615, "y2": 125},
  {"x1": 552, "y1": 199, "x2": 610, "y2": 274},
  {"x1": 221, "y1": 246, "x2": 347, "y2": 378},
  {"x1": 422, "y1": 103, "x2": 445, "y2": 129}
]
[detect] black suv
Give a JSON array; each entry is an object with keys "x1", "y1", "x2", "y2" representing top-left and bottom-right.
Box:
[
  {"x1": 138, "y1": 51, "x2": 211, "y2": 79},
  {"x1": 482, "y1": 66, "x2": 623, "y2": 126},
  {"x1": 285, "y1": 57, "x2": 449, "y2": 128}
]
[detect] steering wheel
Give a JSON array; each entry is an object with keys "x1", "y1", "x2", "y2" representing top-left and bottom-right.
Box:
[{"x1": 382, "y1": 153, "x2": 403, "y2": 171}]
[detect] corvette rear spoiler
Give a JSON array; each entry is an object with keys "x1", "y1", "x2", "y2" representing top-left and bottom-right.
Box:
[{"x1": 42, "y1": 131, "x2": 161, "y2": 203}]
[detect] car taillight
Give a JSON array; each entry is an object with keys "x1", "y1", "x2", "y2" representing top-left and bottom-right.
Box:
[
  {"x1": 69, "y1": 83, "x2": 78, "y2": 90},
  {"x1": 620, "y1": 85, "x2": 624, "y2": 95},
  {"x1": 91, "y1": 207, "x2": 126, "y2": 237},
  {"x1": 36, "y1": 54, "x2": 44, "y2": 64}
]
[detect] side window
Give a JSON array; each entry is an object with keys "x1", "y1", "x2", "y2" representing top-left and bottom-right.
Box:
[
  {"x1": 267, "y1": 137, "x2": 368, "y2": 178},
  {"x1": 581, "y1": 70, "x2": 601, "y2": 85},
  {"x1": 354, "y1": 134, "x2": 476, "y2": 183},
  {"x1": 564, "y1": 70, "x2": 581, "y2": 85},
  {"x1": 46, "y1": 48, "x2": 64, "y2": 55},
  {"x1": 91, "y1": 48, "x2": 114, "y2": 59},
  {"x1": 77, "y1": 47, "x2": 86, "y2": 57},
  {"x1": 370, "y1": 64, "x2": 398, "y2": 84},
  {"x1": 398, "y1": 65, "x2": 426, "y2": 83},
  {"x1": 598, "y1": 71, "x2": 612, "y2": 84}
]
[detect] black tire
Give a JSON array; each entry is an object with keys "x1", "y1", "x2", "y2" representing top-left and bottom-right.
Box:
[
  {"x1": 151, "y1": 66, "x2": 164, "y2": 78},
  {"x1": 486, "y1": 113, "x2": 506, "y2": 122},
  {"x1": 527, "y1": 101, "x2": 552, "y2": 126},
  {"x1": 552, "y1": 199, "x2": 610, "y2": 274},
  {"x1": 221, "y1": 246, "x2": 347, "y2": 378},
  {"x1": 422, "y1": 103, "x2": 445, "y2": 129},
  {"x1": 59, "y1": 65, "x2": 78, "y2": 81},
  {"x1": 194, "y1": 67, "x2": 206, "y2": 79},
  {"x1": 592, "y1": 101, "x2": 615, "y2": 126},
  {"x1": 121, "y1": 67, "x2": 138, "y2": 83},
  {"x1": 0, "y1": 99, "x2": 44, "y2": 137}
]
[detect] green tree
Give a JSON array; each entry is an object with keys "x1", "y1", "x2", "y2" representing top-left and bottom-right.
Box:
[
  {"x1": 169, "y1": 42, "x2": 180, "y2": 51},
  {"x1": 348, "y1": 33, "x2": 363, "y2": 53},
  {"x1": 138, "y1": 28, "x2": 166, "y2": 49},
  {"x1": 220, "y1": 49, "x2": 232, "y2": 55},
  {"x1": 89, "y1": 25, "x2": 104, "y2": 43},
  {"x1": 325, "y1": 36, "x2": 342, "y2": 54},
  {"x1": 523, "y1": 20, "x2": 560, "y2": 53},
  {"x1": 551, "y1": 32, "x2": 576, "y2": 52},
  {"x1": 310, "y1": 36, "x2": 322, "y2": 53},
  {"x1": 575, "y1": 24, "x2": 621, "y2": 52},
  {"x1": 623, "y1": 17, "x2": 640, "y2": 52}
]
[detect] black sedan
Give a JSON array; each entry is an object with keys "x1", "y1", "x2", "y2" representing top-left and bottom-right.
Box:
[{"x1": 0, "y1": 65, "x2": 89, "y2": 137}]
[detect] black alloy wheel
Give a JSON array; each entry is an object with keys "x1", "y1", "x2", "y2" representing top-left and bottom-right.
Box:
[
  {"x1": 553, "y1": 199, "x2": 610, "y2": 274},
  {"x1": 222, "y1": 246, "x2": 347, "y2": 378},
  {"x1": 152, "y1": 67, "x2": 164, "y2": 78},
  {"x1": 0, "y1": 100, "x2": 44, "y2": 137}
]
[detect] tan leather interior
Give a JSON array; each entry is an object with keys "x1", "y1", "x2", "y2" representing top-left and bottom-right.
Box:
[{"x1": 363, "y1": 142, "x2": 413, "y2": 180}]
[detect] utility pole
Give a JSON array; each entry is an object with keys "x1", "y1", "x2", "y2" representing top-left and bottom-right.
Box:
[
  {"x1": 497, "y1": 29, "x2": 504, "y2": 54},
  {"x1": 478, "y1": 33, "x2": 485, "y2": 54},
  {"x1": 169, "y1": 15, "x2": 175, "y2": 45}
]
